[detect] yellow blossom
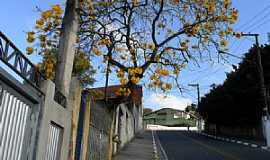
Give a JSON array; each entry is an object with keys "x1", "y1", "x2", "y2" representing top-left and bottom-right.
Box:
[
  {"x1": 117, "y1": 69, "x2": 125, "y2": 78},
  {"x1": 120, "y1": 78, "x2": 128, "y2": 85},
  {"x1": 26, "y1": 47, "x2": 34, "y2": 55},
  {"x1": 52, "y1": 5, "x2": 63, "y2": 15},
  {"x1": 42, "y1": 10, "x2": 53, "y2": 19},
  {"x1": 156, "y1": 68, "x2": 169, "y2": 76},
  {"x1": 93, "y1": 47, "x2": 102, "y2": 56},
  {"x1": 36, "y1": 19, "x2": 44, "y2": 27},
  {"x1": 131, "y1": 76, "x2": 140, "y2": 84},
  {"x1": 147, "y1": 43, "x2": 155, "y2": 50},
  {"x1": 98, "y1": 38, "x2": 111, "y2": 45},
  {"x1": 27, "y1": 32, "x2": 35, "y2": 43},
  {"x1": 220, "y1": 39, "x2": 228, "y2": 47},
  {"x1": 224, "y1": 0, "x2": 230, "y2": 9}
]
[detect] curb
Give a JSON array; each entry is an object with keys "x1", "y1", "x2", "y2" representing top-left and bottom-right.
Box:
[
  {"x1": 195, "y1": 131, "x2": 270, "y2": 151},
  {"x1": 152, "y1": 131, "x2": 159, "y2": 160},
  {"x1": 152, "y1": 131, "x2": 169, "y2": 160}
]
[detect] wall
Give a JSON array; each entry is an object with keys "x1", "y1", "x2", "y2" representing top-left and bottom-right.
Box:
[
  {"x1": 205, "y1": 122, "x2": 264, "y2": 139},
  {"x1": 35, "y1": 80, "x2": 74, "y2": 160}
]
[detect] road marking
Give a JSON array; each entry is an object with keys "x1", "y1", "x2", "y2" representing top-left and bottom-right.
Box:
[
  {"x1": 243, "y1": 143, "x2": 249, "y2": 146},
  {"x1": 178, "y1": 132, "x2": 243, "y2": 160},
  {"x1": 153, "y1": 131, "x2": 169, "y2": 160},
  {"x1": 198, "y1": 132, "x2": 270, "y2": 152},
  {"x1": 151, "y1": 131, "x2": 159, "y2": 159},
  {"x1": 251, "y1": 144, "x2": 258, "y2": 148},
  {"x1": 261, "y1": 146, "x2": 268, "y2": 150}
]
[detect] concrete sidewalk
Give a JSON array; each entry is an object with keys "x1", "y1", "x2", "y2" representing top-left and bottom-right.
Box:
[{"x1": 114, "y1": 131, "x2": 153, "y2": 160}]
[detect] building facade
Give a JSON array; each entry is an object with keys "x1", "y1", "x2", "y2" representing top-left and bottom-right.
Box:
[{"x1": 144, "y1": 108, "x2": 196, "y2": 127}]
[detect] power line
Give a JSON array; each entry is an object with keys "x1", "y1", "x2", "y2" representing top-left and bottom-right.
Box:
[
  {"x1": 235, "y1": 3, "x2": 270, "y2": 31},
  {"x1": 248, "y1": 18, "x2": 270, "y2": 32}
]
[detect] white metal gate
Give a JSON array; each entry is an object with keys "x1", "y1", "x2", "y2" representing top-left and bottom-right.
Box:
[
  {"x1": 45, "y1": 122, "x2": 63, "y2": 160},
  {"x1": 0, "y1": 83, "x2": 31, "y2": 160}
]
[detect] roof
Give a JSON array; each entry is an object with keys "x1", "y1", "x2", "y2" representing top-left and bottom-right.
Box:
[
  {"x1": 86, "y1": 85, "x2": 143, "y2": 105},
  {"x1": 144, "y1": 108, "x2": 184, "y2": 116},
  {"x1": 144, "y1": 107, "x2": 197, "y2": 119}
]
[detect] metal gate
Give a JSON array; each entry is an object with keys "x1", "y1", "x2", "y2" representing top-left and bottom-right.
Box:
[
  {"x1": 0, "y1": 31, "x2": 43, "y2": 160},
  {"x1": 88, "y1": 123, "x2": 110, "y2": 160},
  {"x1": 45, "y1": 122, "x2": 63, "y2": 160},
  {"x1": 0, "y1": 83, "x2": 31, "y2": 160}
]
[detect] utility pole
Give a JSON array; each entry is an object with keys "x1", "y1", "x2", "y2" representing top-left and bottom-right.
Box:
[
  {"x1": 241, "y1": 33, "x2": 269, "y2": 118},
  {"x1": 55, "y1": 0, "x2": 79, "y2": 97},
  {"x1": 241, "y1": 33, "x2": 270, "y2": 146},
  {"x1": 188, "y1": 83, "x2": 200, "y2": 107},
  {"x1": 188, "y1": 83, "x2": 203, "y2": 132}
]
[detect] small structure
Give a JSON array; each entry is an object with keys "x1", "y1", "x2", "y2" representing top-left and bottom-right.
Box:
[
  {"x1": 75, "y1": 85, "x2": 143, "y2": 160},
  {"x1": 144, "y1": 108, "x2": 196, "y2": 127}
]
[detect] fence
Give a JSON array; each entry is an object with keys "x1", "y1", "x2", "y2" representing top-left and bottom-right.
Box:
[
  {"x1": 88, "y1": 123, "x2": 110, "y2": 160},
  {"x1": 45, "y1": 122, "x2": 63, "y2": 160},
  {"x1": 0, "y1": 31, "x2": 43, "y2": 160},
  {"x1": 87, "y1": 101, "x2": 112, "y2": 160},
  {"x1": 75, "y1": 93, "x2": 112, "y2": 160},
  {"x1": 0, "y1": 83, "x2": 30, "y2": 160}
]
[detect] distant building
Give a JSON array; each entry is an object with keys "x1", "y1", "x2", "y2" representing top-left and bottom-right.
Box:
[{"x1": 143, "y1": 108, "x2": 196, "y2": 127}]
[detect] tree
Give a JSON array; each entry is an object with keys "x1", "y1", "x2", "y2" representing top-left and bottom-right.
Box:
[
  {"x1": 26, "y1": 0, "x2": 239, "y2": 94},
  {"x1": 185, "y1": 103, "x2": 196, "y2": 112},
  {"x1": 143, "y1": 108, "x2": 153, "y2": 115},
  {"x1": 198, "y1": 45, "x2": 270, "y2": 126}
]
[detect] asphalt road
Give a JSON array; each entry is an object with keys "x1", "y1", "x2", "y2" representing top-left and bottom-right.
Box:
[{"x1": 156, "y1": 131, "x2": 270, "y2": 160}]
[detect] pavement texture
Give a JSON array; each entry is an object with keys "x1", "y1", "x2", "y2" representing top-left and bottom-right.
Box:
[
  {"x1": 156, "y1": 131, "x2": 270, "y2": 160},
  {"x1": 113, "y1": 131, "x2": 153, "y2": 160}
]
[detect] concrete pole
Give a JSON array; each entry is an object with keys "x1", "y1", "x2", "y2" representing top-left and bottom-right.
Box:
[
  {"x1": 242, "y1": 33, "x2": 270, "y2": 147},
  {"x1": 55, "y1": 0, "x2": 79, "y2": 97}
]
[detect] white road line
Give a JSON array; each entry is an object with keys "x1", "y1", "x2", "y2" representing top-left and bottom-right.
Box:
[
  {"x1": 153, "y1": 131, "x2": 169, "y2": 160},
  {"x1": 243, "y1": 143, "x2": 249, "y2": 146},
  {"x1": 251, "y1": 144, "x2": 258, "y2": 148}
]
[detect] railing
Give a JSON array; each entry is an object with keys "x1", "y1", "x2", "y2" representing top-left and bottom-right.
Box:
[
  {"x1": 0, "y1": 31, "x2": 46, "y2": 93},
  {"x1": 0, "y1": 31, "x2": 67, "y2": 107},
  {"x1": 54, "y1": 88, "x2": 67, "y2": 108}
]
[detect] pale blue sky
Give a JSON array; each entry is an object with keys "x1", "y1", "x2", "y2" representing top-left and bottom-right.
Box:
[{"x1": 1, "y1": 0, "x2": 270, "y2": 110}]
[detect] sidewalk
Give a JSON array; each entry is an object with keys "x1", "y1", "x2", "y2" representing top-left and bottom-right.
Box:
[{"x1": 113, "y1": 131, "x2": 153, "y2": 160}]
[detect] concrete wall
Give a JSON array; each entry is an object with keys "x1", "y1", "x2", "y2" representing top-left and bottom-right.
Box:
[
  {"x1": 205, "y1": 122, "x2": 264, "y2": 139},
  {"x1": 35, "y1": 80, "x2": 73, "y2": 160},
  {"x1": 69, "y1": 77, "x2": 83, "y2": 160},
  {"x1": 114, "y1": 102, "x2": 143, "y2": 152}
]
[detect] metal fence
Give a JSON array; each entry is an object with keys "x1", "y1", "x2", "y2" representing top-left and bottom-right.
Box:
[
  {"x1": 87, "y1": 123, "x2": 110, "y2": 160},
  {"x1": 45, "y1": 122, "x2": 63, "y2": 160},
  {"x1": 88, "y1": 101, "x2": 112, "y2": 160},
  {"x1": 0, "y1": 82, "x2": 31, "y2": 160},
  {"x1": 0, "y1": 31, "x2": 43, "y2": 160}
]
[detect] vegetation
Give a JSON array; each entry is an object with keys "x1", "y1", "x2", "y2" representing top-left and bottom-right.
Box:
[
  {"x1": 198, "y1": 45, "x2": 270, "y2": 126},
  {"x1": 27, "y1": 0, "x2": 240, "y2": 93},
  {"x1": 185, "y1": 103, "x2": 197, "y2": 113},
  {"x1": 143, "y1": 108, "x2": 153, "y2": 115}
]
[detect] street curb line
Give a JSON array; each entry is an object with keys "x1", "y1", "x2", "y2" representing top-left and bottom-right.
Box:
[
  {"x1": 194, "y1": 131, "x2": 270, "y2": 152},
  {"x1": 151, "y1": 131, "x2": 159, "y2": 160},
  {"x1": 153, "y1": 131, "x2": 169, "y2": 160}
]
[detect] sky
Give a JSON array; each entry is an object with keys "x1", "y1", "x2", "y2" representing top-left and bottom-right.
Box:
[{"x1": 1, "y1": 0, "x2": 270, "y2": 111}]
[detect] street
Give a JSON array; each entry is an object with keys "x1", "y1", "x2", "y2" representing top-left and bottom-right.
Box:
[{"x1": 156, "y1": 131, "x2": 270, "y2": 160}]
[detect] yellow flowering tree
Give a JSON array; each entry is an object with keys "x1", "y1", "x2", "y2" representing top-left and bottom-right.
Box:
[
  {"x1": 26, "y1": 4, "x2": 95, "y2": 86},
  {"x1": 28, "y1": 0, "x2": 239, "y2": 95}
]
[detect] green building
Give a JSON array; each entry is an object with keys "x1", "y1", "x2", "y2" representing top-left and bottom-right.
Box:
[{"x1": 143, "y1": 108, "x2": 196, "y2": 127}]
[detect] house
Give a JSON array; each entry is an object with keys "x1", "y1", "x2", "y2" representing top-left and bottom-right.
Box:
[
  {"x1": 75, "y1": 85, "x2": 143, "y2": 160},
  {"x1": 143, "y1": 108, "x2": 196, "y2": 127}
]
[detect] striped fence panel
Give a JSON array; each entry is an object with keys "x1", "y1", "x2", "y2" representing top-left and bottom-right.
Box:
[
  {"x1": 0, "y1": 84, "x2": 30, "y2": 160},
  {"x1": 45, "y1": 122, "x2": 63, "y2": 160}
]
